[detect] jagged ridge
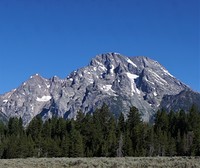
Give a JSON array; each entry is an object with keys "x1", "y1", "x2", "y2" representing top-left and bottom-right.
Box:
[{"x1": 0, "y1": 52, "x2": 193, "y2": 125}]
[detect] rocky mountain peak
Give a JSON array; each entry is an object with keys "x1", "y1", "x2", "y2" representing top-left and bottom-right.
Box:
[{"x1": 0, "y1": 53, "x2": 195, "y2": 125}]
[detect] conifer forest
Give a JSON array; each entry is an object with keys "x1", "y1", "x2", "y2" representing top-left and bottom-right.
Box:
[{"x1": 0, "y1": 104, "x2": 199, "y2": 159}]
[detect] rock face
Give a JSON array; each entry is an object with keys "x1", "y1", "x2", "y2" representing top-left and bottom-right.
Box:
[
  {"x1": 160, "y1": 90, "x2": 200, "y2": 112},
  {"x1": 0, "y1": 53, "x2": 195, "y2": 125}
]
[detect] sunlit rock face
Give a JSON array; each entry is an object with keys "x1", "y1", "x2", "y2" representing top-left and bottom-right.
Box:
[{"x1": 0, "y1": 53, "x2": 191, "y2": 125}]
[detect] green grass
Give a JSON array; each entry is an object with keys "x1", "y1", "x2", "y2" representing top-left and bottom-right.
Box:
[{"x1": 0, "y1": 157, "x2": 200, "y2": 168}]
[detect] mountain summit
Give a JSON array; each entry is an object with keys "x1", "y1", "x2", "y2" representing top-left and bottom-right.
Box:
[{"x1": 0, "y1": 53, "x2": 197, "y2": 125}]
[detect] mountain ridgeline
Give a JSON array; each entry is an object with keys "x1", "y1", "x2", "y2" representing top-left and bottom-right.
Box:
[{"x1": 0, "y1": 53, "x2": 199, "y2": 125}]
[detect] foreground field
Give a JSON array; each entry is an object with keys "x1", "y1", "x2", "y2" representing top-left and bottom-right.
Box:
[{"x1": 0, "y1": 157, "x2": 200, "y2": 168}]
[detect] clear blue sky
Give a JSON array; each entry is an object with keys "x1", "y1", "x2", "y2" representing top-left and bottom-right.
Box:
[{"x1": 0, "y1": 0, "x2": 199, "y2": 94}]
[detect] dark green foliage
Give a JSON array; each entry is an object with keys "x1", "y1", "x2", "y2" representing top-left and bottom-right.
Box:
[
  {"x1": 41, "y1": 137, "x2": 61, "y2": 157},
  {"x1": 0, "y1": 104, "x2": 200, "y2": 158},
  {"x1": 69, "y1": 128, "x2": 84, "y2": 157},
  {"x1": 154, "y1": 109, "x2": 169, "y2": 133},
  {"x1": 27, "y1": 116, "x2": 43, "y2": 141},
  {"x1": 8, "y1": 117, "x2": 21, "y2": 136}
]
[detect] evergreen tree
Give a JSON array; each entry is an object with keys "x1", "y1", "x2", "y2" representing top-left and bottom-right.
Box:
[
  {"x1": 80, "y1": 113, "x2": 94, "y2": 157},
  {"x1": 177, "y1": 130, "x2": 185, "y2": 156},
  {"x1": 69, "y1": 128, "x2": 84, "y2": 157},
  {"x1": 189, "y1": 105, "x2": 200, "y2": 155},
  {"x1": 188, "y1": 104, "x2": 200, "y2": 131},
  {"x1": 126, "y1": 106, "x2": 143, "y2": 156},
  {"x1": 17, "y1": 134, "x2": 34, "y2": 158},
  {"x1": 75, "y1": 110, "x2": 85, "y2": 130},
  {"x1": 166, "y1": 133, "x2": 176, "y2": 156},
  {"x1": 8, "y1": 117, "x2": 20, "y2": 136},
  {"x1": 0, "y1": 121, "x2": 6, "y2": 158},
  {"x1": 41, "y1": 137, "x2": 61, "y2": 157},
  {"x1": 60, "y1": 134, "x2": 70, "y2": 157},
  {"x1": 168, "y1": 110, "x2": 177, "y2": 137},
  {"x1": 42, "y1": 119, "x2": 51, "y2": 139},
  {"x1": 106, "y1": 114, "x2": 117, "y2": 157},
  {"x1": 117, "y1": 112, "x2": 125, "y2": 135},
  {"x1": 27, "y1": 115, "x2": 43, "y2": 157},
  {"x1": 154, "y1": 109, "x2": 169, "y2": 133},
  {"x1": 92, "y1": 103, "x2": 115, "y2": 156},
  {"x1": 116, "y1": 113, "x2": 125, "y2": 157},
  {"x1": 116, "y1": 134, "x2": 124, "y2": 157},
  {"x1": 177, "y1": 109, "x2": 188, "y2": 136},
  {"x1": 127, "y1": 106, "x2": 141, "y2": 129},
  {"x1": 146, "y1": 126, "x2": 155, "y2": 156},
  {"x1": 124, "y1": 131, "x2": 133, "y2": 156},
  {"x1": 27, "y1": 115, "x2": 43, "y2": 141},
  {"x1": 155, "y1": 128, "x2": 168, "y2": 156},
  {"x1": 3, "y1": 135, "x2": 20, "y2": 158}
]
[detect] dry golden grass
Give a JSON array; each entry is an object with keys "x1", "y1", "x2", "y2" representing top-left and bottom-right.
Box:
[{"x1": 0, "y1": 157, "x2": 200, "y2": 168}]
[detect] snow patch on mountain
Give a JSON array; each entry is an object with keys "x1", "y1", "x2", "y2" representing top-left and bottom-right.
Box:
[
  {"x1": 36, "y1": 96, "x2": 51, "y2": 102},
  {"x1": 3, "y1": 100, "x2": 8, "y2": 103},
  {"x1": 126, "y1": 72, "x2": 139, "y2": 80},
  {"x1": 148, "y1": 69, "x2": 168, "y2": 85},
  {"x1": 161, "y1": 67, "x2": 174, "y2": 77},
  {"x1": 110, "y1": 65, "x2": 115, "y2": 75},
  {"x1": 126, "y1": 72, "x2": 140, "y2": 95},
  {"x1": 153, "y1": 92, "x2": 158, "y2": 96},
  {"x1": 126, "y1": 58, "x2": 137, "y2": 67},
  {"x1": 103, "y1": 85, "x2": 112, "y2": 91},
  {"x1": 46, "y1": 84, "x2": 50, "y2": 88}
]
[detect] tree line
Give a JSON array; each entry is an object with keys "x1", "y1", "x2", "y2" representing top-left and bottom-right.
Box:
[{"x1": 0, "y1": 104, "x2": 199, "y2": 158}]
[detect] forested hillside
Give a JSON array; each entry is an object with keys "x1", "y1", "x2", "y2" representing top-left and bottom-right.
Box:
[{"x1": 0, "y1": 104, "x2": 199, "y2": 158}]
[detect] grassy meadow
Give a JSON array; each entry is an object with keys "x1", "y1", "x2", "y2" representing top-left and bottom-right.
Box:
[{"x1": 0, "y1": 157, "x2": 200, "y2": 168}]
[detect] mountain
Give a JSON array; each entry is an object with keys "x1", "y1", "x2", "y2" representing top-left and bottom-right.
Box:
[
  {"x1": 160, "y1": 90, "x2": 200, "y2": 112},
  {"x1": 0, "y1": 52, "x2": 197, "y2": 125}
]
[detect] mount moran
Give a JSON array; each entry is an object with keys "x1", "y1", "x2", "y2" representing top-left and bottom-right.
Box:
[{"x1": 0, "y1": 53, "x2": 199, "y2": 125}]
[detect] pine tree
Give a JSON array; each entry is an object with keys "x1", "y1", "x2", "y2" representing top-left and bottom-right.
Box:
[
  {"x1": 127, "y1": 106, "x2": 141, "y2": 128},
  {"x1": 126, "y1": 106, "x2": 142, "y2": 156},
  {"x1": 55, "y1": 117, "x2": 67, "y2": 140},
  {"x1": 124, "y1": 131, "x2": 133, "y2": 156},
  {"x1": 154, "y1": 127, "x2": 168, "y2": 156},
  {"x1": 17, "y1": 134, "x2": 34, "y2": 158},
  {"x1": 41, "y1": 137, "x2": 61, "y2": 157},
  {"x1": 79, "y1": 113, "x2": 94, "y2": 157},
  {"x1": 188, "y1": 105, "x2": 200, "y2": 155},
  {"x1": 117, "y1": 112, "x2": 125, "y2": 134},
  {"x1": 0, "y1": 121, "x2": 6, "y2": 158},
  {"x1": 42, "y1": 119, "x2": 51, "y2": 139},
  {"x1": 133, "y1": 123, "x2": 150, "y2": 156},
  {"x1": 69, "y1": 129, "x2": 84, "y2": 157},
  {"x1": 166, "y1": 133, "x2": 176, "y2": 156},
  {"x1": 92, "y1": 103, "x2": 115, "y2": 156},
  {"x1": 168, "y1": 110, "x2": 177, "y2": 137},
  {"x1": 146, "y1": 126, "x2": 155, "y2": 156},
  {"x1": 176, "y1": 129, "x2": 186, "y2": 156},
  {"x1": 60, "y1": 134, "x2": 70, "y2": 157},
  {"x1": 106, "y1": 115, "x2": 117, "y2": 157},
  {"x1": 3, "y1": 135, "x2": 20, "y2": 158},
  {"x1": 178, "y1": 109, "x2": 188, "y2": 136},
  {"x1": 27, "y1": 115, "x2": 43, "y2": 141},
  {"x1": 75, "y1": 110, "x2": 85, "y2": 130},
  {"x1": 116, "y1": 134, "x2": 124, "y2": 157},
  {"x1": 8, "y1": 117, "x2": 20, "y2": 136},
  {"x1": 154, "y1": 109, "x2": 169, "y2": 133},
  {"x1": 116, "y1": 113, "x2": 125, "y2": 157},
  {"x1": 27, "y1": 115, "x2": 43, "y2": 157},
  {"x1": 188, "y1": 104, "x2": 200, "y2": 131}
]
